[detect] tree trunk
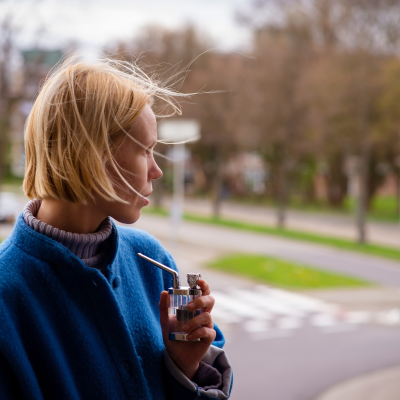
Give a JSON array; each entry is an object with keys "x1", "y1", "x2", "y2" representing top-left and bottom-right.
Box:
[
  {"x1": 396, "y1": 171, "x2": 400, "y2": 219},
  {"x1": 356, "y1": 145, "x2": 369, "y2": 244},
  {"x1": 276, "y1": 161, "x2": 288, "y2": 229},
  {"x1": 212, "y1": 156, "x2": 222, "y2": 219},
  {"x1": 326, "y1": 154, "x2": 347, "y2": 208}
]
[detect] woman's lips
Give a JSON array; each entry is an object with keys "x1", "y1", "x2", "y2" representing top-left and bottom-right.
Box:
[{"x1": 142, "y1": 191, "x2": 152, "y2": 206}]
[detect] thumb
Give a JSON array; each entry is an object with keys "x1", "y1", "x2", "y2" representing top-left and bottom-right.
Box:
[{"x1": 159, "y1": 291, "x2": 169, "y2": 342}]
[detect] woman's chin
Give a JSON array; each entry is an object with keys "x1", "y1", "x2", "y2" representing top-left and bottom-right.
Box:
[{"x1": 110, "y1": 208, "x2": 142, "y2": 225}]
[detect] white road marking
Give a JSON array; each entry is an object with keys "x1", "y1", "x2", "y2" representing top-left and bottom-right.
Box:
[
  {"x1": 211, "y1": 308, "x2": 243, "y2": 324},
  {"x1": 228, "y1": 287, "x2": 305, "y2": 317},
  {"x1": 320, "y1": 325, "x2": 357, "y2": 334},
  {"x1": 244, "y1": 320, "x2": 269, "y2": 333},
  {"x1": 276, "y1": 317, "x2": 303, "y2": 330},
  {"x1": 250, "y1": 330, "x2": 292, "y2": 341},
  {"x1": 344, "y1": 311, "x2": 371, "y2": 324},
  {"x1": 375, "y1": 308, "x2": 400, "y2": 326},
  {"x1": 224, "y1": 288, "x2": 274, "y2": 318},
  {"x1": 212, "y1": 291, "x2": 270, "y2": 320},
  {"x1": 210, "y1": 286, "x2": 399, "y2": 341},
  {"x1": 255, "y1": 285, "x2": 333, "y2": 313},
  {"x1": 310, "y1": 314, "x2": 337, "y2": 327}
]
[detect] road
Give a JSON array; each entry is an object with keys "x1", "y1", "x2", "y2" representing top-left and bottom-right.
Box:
[
  {"x1": 134, "y1": 213, "x2": 400, "y2": 287},
  {"x1": 131, "y1": 213, "x2": 400, "y2": 400},
  {"x1": 165, "y1": 197, "x2": 400, "y2": 248}
]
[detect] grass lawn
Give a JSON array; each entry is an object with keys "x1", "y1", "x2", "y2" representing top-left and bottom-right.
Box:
[
  {"x1": 143, "y1": 206, "x2": 400, "y2": 262},
  {"x1": 207, "y1": 253, "x2": 371, "y2": 290},
  {"x1": 369, "y1": 196, "x2": 399, "y2": 222},
  {"x1": 232, "y1": 194, "x2": 399, "y2": 223}
]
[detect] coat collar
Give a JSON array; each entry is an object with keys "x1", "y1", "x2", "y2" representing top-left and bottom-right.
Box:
[{"x1": 10, "y1": 213, "x2": 119, "y2": 271}]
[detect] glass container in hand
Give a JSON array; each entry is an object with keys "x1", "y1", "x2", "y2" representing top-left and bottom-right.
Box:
[
  {"x1": 168, "y1": 273, "x2": 202, "y2": 341},
  {"x1": 137, "y1": 253, "x2": 203, "y2": 341}
]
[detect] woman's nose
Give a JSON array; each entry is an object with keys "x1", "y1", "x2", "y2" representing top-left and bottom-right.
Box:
[{"x1": 149, "y1": 159, "x2": 163, "y2": 180}]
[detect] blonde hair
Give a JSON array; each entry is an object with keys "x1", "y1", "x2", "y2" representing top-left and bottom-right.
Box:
[{"x1": 23, "y1": 55, "x2": 184, "y2": 204}]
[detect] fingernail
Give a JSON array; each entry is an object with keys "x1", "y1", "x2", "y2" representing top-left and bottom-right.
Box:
[
  {"x1": 186, "y1": 333, "x2": 192, "y2": 340},
  {"x1": 183, "y1": 324, "x2": 189, "y2": 332},
  {"x1": 187, "y1": 303, "x2": 194, "y2": 311}
]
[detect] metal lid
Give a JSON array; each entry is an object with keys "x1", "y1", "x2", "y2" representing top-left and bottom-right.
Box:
[{"x1": 187, "y1": 273, "x2": 201, "y2": 289}]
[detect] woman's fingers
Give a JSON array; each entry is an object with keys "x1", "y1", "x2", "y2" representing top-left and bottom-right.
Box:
[
  {"x1": 198, "y1": 279, "x2": 210, "y2": 295},
  {"x1": 186, "y1": 326, "x2": 216, "y2": 344},
  {"x1": 158, "y1": 291, "x2": 169, "y2": 342},
  {"x1": 183, "y1": 311, "x2": 214, "y2": 334},
  {"x1": 187, "y1": 295, "x2": 215, "y2": 314}
]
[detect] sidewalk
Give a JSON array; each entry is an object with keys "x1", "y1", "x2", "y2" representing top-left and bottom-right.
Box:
[
  {"x1": 315, "y1": 365, "x2": 400, "y2": 400},
  {"x1": 166, "y1": 197, "x2": 400, "y2": 248}
]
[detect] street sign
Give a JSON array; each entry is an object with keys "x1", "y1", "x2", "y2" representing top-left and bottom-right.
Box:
[
  {"x1": 157, "y1": 119, "x2": 201, "y2": 260},
  {"x1": 158, "y1": 119, "x2": 201, "y2": 143}
]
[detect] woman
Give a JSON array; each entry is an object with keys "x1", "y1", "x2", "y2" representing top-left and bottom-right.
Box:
[{"x1": 0, "y1": 57, "x2": 232, "y2": 399}]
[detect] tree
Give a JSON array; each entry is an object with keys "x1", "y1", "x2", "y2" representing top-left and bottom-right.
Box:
[
  {"x1": 240, "y1": 2, "x2": 317, "y2": 228},
  {"x1": 241, "y1": 0, "x2": 400, "y2": 241},
  {"x1": 376, "y1": 59, "x2": 400, "y2": 217},
  {"x1": 334, "y1": 0, "x2": 400, "y2": 243},
  {"x1": 182, "y1": 53, "x2": 245, "y2": 217},
  {"x1": 0, "y1": 13, "x2": 19, "y2": 183}
]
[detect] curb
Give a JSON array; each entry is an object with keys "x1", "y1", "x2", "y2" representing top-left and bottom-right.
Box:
[{"x1": 314, "y1": 365, "x2": 400, "y2": 400}]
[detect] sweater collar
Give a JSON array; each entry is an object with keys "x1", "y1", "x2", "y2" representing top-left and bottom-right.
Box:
[
  {"x1": 10, "y1": 212, "x2": 119, "y2": 271},
  {"x1": 23, "y1": 199, "x2": 113, "y2": 261}
]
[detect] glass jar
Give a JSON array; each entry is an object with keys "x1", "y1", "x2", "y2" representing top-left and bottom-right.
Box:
[{"x1": 168, "y1": 287, "x2": 202, "y2": 341}]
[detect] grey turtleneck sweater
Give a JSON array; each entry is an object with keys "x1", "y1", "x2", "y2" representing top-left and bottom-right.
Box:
[{"x1": 23, "y1": 199, "x2": 113, "y2": 270}]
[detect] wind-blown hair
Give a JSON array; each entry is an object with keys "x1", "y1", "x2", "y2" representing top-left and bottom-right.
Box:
[{"x1": 23, "y1": 55, "x2": 183, "y2": 204}]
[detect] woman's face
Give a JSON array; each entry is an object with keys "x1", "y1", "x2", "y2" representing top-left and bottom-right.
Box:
[{"x1": 97, "y1": 104, "x2": 163, "y2": 224}]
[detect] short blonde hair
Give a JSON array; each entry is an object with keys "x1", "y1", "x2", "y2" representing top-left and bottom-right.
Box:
[{"x1": 23, "y1": 55, "x2": 182, "y2": 204}]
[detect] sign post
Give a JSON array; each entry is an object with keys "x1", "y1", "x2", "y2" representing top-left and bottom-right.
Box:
[{"x1": 158, "y1": 119, "x2": 201, "y2": 258}]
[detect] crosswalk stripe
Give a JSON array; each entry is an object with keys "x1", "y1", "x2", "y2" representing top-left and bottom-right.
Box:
[
  {"x1": 228, "y1": 288, "x2": 305, "y2": 317},
  {"x1": 244, "y1": 320, "x2": 269, "y2": 333},
  {"x1": 211, "y1": 308, "x2": 243, "y2": 324},
  {"x1": 276, "y1": 317, "x2": 303, "y2": 330},
  {"x1": 209, "y1": 285, "x2": 400, "y2": 341},
  {"x1": 255, "y1": 286, "x2": 335, "y2": 313},
  {"x1": 249, "y1": 330, "x2": 292, "y2": 341},
  {"x1": 212, "y1": 291, "x2": 270, "y2": 319},
  {"x1": 310, "y1": 314, "x2": 337, "y2": 327},
  {"x1": 344, "y1": 311, "x2": 371, "y2": 324},
  {"x1": 320, "y1": 325, "x2": 357, "y2": 334}
]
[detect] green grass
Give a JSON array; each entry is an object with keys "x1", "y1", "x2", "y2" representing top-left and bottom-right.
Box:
[
  {"x1": 143, "y1": 206, "x2": 400, "y2": 261},
  {"x1": 207, "y1": 253, "x2": 371, "y2": 290},
  {"x1": 370, "y1": 196, "x2": 399, "y2": 222},
  {"x1": 232, "y1": 194, "x2": 399, "y2": 223},
  {"x1": 1, "y1": 175, "x2": 23, "y2": 186}
]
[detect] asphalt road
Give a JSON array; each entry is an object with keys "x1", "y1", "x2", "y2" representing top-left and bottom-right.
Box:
[
  {"x1": 131, "y1": 213, "x2": 400, "y2": 400},
  {"x1": 133, "y1": 213, "x2": 400, "y2": 288},
  {"x1": 226, "y1": 323, "x2": 400, "y2": 400},
  {"x1": 166, "y1": 197, "x2": 400, "y2": 248}
]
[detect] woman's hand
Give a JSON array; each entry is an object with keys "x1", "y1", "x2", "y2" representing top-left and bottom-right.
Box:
[{"x1": 159, "y1": 279, "x2": 216, "y2": 380}]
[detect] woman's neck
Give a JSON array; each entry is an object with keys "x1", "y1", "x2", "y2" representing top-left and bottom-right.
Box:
[{"x1": 36, "y1": 198, "x2": 108, "y2": 234}]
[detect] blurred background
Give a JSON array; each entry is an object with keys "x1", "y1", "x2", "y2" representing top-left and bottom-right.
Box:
[{"x1": 1, "y1": 0, "x2": 400, "y2": 399}]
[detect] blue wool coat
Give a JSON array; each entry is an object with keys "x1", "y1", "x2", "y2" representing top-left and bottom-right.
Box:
[{"x1": 0, "y1": 214, "x2": 225, "y2": 399}]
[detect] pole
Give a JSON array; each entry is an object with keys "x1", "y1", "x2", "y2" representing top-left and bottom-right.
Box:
[{"x1": 170, "y1": 143, "x2": 185, "y2": 259}]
